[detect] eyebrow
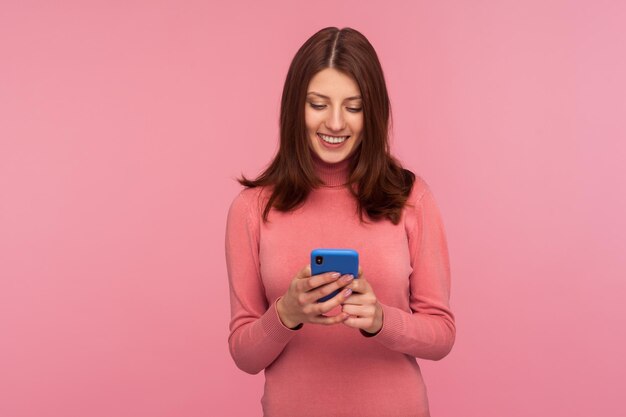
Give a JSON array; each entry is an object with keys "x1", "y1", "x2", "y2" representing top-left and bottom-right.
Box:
[{"x1": 307, "y1": 91, "x2": 362, "y2": 101}]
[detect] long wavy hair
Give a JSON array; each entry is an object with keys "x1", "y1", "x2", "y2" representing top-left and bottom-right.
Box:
[{"x1": 239, "y1": 26, "x2": 415, "y2": 225}]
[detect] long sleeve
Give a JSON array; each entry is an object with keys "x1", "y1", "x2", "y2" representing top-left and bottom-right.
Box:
[
  {"x1": 228, "y1": 166, "x2": 451, "y2": 415},
  {"x1": 225, "y1": 189, "x2": 300, "y2": 375},
  {"x1": 366, "y1": 180, "x2": 456, "y2": 360}
]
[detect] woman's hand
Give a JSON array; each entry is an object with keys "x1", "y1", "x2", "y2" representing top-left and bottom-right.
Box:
[
  {"x1": 276, "y1": 264, "x2": 355, "y2": 328},
  {"x1": 341, "y1": 268, "x2": 384, "y2": 335}
]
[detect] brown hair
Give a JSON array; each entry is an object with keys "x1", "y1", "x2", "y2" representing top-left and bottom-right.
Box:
[{"x1": 239, "y1": 26, "x2": 415, "y2": 225}]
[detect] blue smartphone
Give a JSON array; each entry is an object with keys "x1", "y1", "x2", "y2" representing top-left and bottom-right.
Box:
[{"x1": 311, "y1": 248, "x2": 359, "y2": 303}]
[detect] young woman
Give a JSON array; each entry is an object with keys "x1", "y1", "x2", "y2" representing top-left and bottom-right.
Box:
[{"x1": 225, "y1": 26, "x2": 455, "y2": 417}]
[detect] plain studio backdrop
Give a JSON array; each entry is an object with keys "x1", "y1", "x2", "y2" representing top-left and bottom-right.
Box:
[{"x1": 1, "y1": 1, "x2": 625, "y2": 416}]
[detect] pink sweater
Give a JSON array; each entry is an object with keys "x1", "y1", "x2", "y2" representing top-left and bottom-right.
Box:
[{"x1": 225, "y1": 154, "x2": 455, "y2": 417}]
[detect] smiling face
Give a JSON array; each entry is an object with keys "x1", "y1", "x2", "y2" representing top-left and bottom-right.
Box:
[{"x1": 305, "y1": 68, "x2": 364, "y2": 164}]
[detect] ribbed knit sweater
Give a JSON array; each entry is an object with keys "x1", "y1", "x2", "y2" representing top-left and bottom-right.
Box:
[{"x1": 225, "y1": 153, "x2": 455, "y2": 417}]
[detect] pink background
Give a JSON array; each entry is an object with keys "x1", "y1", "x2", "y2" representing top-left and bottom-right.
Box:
[{"x1": 1, "y1": 1, "x2": 625, "y2": 416}]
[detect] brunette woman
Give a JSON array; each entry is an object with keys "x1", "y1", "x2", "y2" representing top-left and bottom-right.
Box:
[{"x1": 225, "y1": 26, "x2": 455, "y2": 417}]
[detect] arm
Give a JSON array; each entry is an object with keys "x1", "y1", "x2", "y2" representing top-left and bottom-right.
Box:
[
  {"x1": 225, "y1": 189, "x2": 300, "y2": 375},
  {"x1": 365, "y1": 181, "x2": 456, "y2": 360}
]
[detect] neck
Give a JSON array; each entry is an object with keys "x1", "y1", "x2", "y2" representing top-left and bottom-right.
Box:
[{"x1": 310, "y1": 150, "x2": 353, "y2": 187}]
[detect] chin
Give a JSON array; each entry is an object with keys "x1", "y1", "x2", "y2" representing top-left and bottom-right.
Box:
[{"x1": 318, "y1": 151, "x2": 349, "y2": 164}]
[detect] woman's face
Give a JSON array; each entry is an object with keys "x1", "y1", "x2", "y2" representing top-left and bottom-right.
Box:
[{"x1": 305, "y1": 68, "x2": 363, "y2": 164}]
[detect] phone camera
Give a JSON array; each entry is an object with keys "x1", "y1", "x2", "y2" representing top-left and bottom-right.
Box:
[{"x1": 315, "y1": 256, "x2": 323, "y2": 265}]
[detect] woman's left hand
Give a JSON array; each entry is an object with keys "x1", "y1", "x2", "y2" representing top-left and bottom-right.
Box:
[{"x1": 341, "y1": 268, "x2": 384, "y2": 335}]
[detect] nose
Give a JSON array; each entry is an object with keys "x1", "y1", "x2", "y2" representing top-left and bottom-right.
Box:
[{"x1": 324, "y1": 107, "x2": 346, "y2": 132}]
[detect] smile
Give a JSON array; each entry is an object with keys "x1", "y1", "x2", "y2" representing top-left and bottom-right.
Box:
[{"x1": 318, "y1": 133, "x2": 349, "y2": 144}]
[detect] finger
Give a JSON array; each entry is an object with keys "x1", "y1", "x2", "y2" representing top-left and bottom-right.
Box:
[
  {"x1": 306, "y1": 273, "x2": 354, "y2": 299},
  {"x1": 344, "y1": 277, "x2": 362, "y2": 293},
  {"x1": 345, "y1": 275, "x2": 372, "y2": 294},
  {"x1": 309, "y1": 285, "x2": 354, "y2": 313},
  {"x1": 341, "y1": 303, "x2": 375, "y2": 317},
  {"x1": 310, "y1": 311, "x2": 349, "y2": 326},
  {"x1": 342, "y1": 316, "x2": 375, "y2": 329},
  {"x1": 340, "y1": 293, "x2": 375, "y2": 305},
  {"x1": 358, "y1": 266, "x2": 363, "y2": 277},
  {"x1": 303, "y1": 271, "x2": 349, "y2": 292}
]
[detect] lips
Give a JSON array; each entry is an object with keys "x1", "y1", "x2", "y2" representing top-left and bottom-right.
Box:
[
  {"x1": 318, "y1": 132, "x2": 350, "y2": 138},
  {"x1": 317, "y1": 132, "x2": 350, "y2": 144}
]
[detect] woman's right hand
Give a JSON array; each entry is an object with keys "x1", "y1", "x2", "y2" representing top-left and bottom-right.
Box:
[{"x1": 276, "y1": 264, "x2": 355, "y2": 329}]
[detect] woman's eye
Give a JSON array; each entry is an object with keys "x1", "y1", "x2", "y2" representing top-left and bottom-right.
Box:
[{"x1": 309, "y1": 103, "x2": 362, "y2": 113}]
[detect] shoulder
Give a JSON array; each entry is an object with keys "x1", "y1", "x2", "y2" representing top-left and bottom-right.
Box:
[
  {"x1": 227, "y1": 186, "x2": 272, "y2": 221},
  {"x1": 229, "y1": 186, "x2": 263, "y2": 210},
  {"x1": 403, "y1": 174, "x2": 444, "y2": 232},
  {"x1": 406, "y1": 174, "x2": 431, "y2": 206}
]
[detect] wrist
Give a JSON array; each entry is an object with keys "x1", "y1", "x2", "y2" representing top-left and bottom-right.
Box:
[
  {"x1": 276, "y1": 297, "x2": 302, "y2": 330},
  {"x1": 361, "y1": 302, "x2": 384, "y2": 336}
]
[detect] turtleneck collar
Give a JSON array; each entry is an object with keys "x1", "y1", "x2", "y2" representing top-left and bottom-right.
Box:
[{"x1": 310, "y1": 149, "x2": 354, "y2": 187}]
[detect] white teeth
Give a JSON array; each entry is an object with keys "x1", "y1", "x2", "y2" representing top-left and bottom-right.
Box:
[{"x1": 319, "y1": 133, "x2": 349, "y2": 144}]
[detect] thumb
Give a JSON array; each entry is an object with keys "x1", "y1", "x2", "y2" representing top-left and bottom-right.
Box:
[{"x1": 296, "y1": 264, "x2": 312, "y2": 279}]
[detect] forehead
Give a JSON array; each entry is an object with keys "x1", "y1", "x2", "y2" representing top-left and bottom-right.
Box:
[{"x1": 307, "y1": 68, "x2": 361, "y2": 99}]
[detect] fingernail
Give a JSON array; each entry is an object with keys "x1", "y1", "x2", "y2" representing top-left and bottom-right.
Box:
[
  {"x1": 343, "y1": 288, "x2": 352, "y2": 297},
  {"x1": 342, "y1": 274, "x2": 354, "y2": 282},
  {"x1": 330, "y1": 272, "x2": 341, "y2": 278}
]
